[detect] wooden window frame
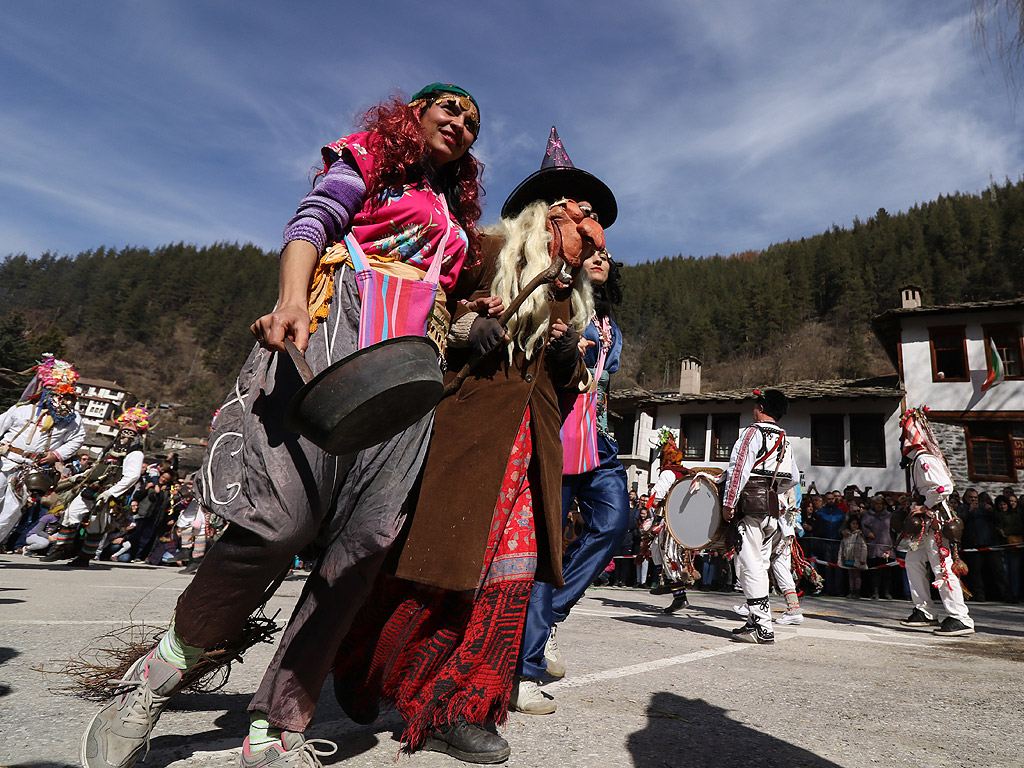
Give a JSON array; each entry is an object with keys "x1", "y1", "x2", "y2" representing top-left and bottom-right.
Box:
[
  {"x1": 965, "y1": 423, "x2": 1017, "y2": 483},
  {"x1": 850, "y1": 413, "x2": 886, "y2": 468},
  {"x1": 811, "y1": 413, "x2": 845, "y2": 467},
  {"x1": 928, "y1": 325, "x2": 969, "y2": 382},
  {"x1": 983, "y1": 323, "x2": 1024, "y2": 381},
  {"x1": 710, "y1": 413, "x2": 741, "y2": 462},
  {"x1": 679, "y1": 413, "x2": 708, "y2": 462}
]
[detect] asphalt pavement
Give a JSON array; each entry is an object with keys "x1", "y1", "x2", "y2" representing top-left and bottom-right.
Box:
[{"x1": 1, "y1": 554, "x2": 1022, "y2": 768}]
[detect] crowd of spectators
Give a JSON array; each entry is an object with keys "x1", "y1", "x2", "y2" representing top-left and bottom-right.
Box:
[
  {"x1": 4, "y1": 452, "x2": 219, "y2": 574},
  {"x1": 785, "y1": 484, "x2": 1021, "y2": 603},
  {"x1": 591, "y1": 482, "x2": 1024, "y2": 605},
  {"x1": 11, "y1": 449, "x2": 1022, "y2": 604}
]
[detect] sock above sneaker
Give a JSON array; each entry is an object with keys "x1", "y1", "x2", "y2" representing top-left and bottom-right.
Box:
[
  {"x1": 247, "y1": 712, "x2": 284, "y2": 754},
  {"x1": 152, "y1": 623, "x2": 204, "y2": 672}
]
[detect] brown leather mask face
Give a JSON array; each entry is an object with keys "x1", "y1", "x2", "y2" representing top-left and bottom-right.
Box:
[{"x1": 546, "y1": 199, "x2": 606, "y2": 267}]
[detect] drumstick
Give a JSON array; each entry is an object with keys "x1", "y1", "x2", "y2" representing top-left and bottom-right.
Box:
[{"x1": 442, "y1": 257, "x2": 568, "y2": 398}]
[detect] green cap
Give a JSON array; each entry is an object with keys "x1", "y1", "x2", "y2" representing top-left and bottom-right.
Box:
[{"x1": 410, "y1": 82, "x2": 479, "y2": 114}]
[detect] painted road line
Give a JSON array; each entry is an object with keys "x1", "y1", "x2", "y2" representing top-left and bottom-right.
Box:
[{"x1": 545, "y1": 643, "x2": 756, "y2": 692}]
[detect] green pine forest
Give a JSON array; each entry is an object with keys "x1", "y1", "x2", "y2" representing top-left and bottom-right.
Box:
[{"x1": 2, "y1": 177, "x2": 1024, "y2": 436}]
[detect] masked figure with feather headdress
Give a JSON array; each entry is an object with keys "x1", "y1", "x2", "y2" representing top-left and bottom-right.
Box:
[
  {"x1": 41, "y1": 406, "x2": 149, "y2": 567},
  {"x1": 0, "y1": 357, "x2": 85, "y2": 548},
  {"x1": 896, "y1": 407, "x2": 975, "y2": 636}
]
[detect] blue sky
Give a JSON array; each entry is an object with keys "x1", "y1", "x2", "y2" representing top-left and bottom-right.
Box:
[{"x1": 1, "y1": 1, "x2": 1021, "y2": 265}]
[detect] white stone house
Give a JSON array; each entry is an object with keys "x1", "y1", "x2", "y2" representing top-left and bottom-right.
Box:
[
  {"x1": 612, "y1": 362, "x2": 906, "y2": 496},
  {"x1": 872, "y1": 289, "x2": 1024, "y2": 497},
  {"x1": 74, "y1": 378, "x2": 134, "y2": 453}
]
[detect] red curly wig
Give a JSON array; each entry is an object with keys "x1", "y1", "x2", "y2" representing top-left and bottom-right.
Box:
[{"x1": 348, "y1": 95, "x2": 484, "y2": 262}]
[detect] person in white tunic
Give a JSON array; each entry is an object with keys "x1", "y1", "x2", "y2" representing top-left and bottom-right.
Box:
[
  {"x1": 0, "y1": 358, "x2": 85, "y2": 547},
  {"x1": 43, "y1": 407, "x2": 148, "y2": 567},
  {"x1": 734, "y1": 485, "x2": 805, "y2": 625},
  {"x1": 896, "y1": 407, "x2": 974, "y2": 636},
  {"x1": 721, "y1": 389, "x2": 799, "y2": 644}
]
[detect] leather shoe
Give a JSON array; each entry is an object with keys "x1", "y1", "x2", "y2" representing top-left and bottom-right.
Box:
[
  {"x1": 663, "y1": 595, "x2": 689, "y2": 614},
  {"x1": 41, "y1": 548, "x2": 71, "y2": 562},
  {"x1": 422, "y1": 720, "x2": 510, "y2": 764}
]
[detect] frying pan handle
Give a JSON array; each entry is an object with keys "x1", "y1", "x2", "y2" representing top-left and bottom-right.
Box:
[
  {"x1": 442, "y1": 257, "x2": 567, "y2": 398},
  {"x1": 283, "y1": 338, "x2": 316, "y2": 385}
]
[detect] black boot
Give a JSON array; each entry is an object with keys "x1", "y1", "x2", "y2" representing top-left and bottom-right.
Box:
[
  {"x1": 41, "y1": 546, "x2": 72, "y2": 562},
  {"x1": 422, "y1": 720, "x2": 511, "y2": 764},
  {"x1": 664, "y1": 594, "x2": 689, "y2": 614},
  {"x1": 65, "y1": 555, "x2": 91, "y2": 568}
]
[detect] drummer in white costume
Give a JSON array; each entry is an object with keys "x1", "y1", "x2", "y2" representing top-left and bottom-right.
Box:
[
  {"x1": 648, "y1": 430, "x2": 692, "y2": 613},
  {"x1": 896, "y1": 407, "x2": 974, "y2": 636},
  {"x1": 721, "y1": 389, "x2": 799, "y2": 644}
]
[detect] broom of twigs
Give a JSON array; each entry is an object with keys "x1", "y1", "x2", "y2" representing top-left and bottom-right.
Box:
[{"x1": 45, "y1": 608, "x2": 281, "y2": 701}]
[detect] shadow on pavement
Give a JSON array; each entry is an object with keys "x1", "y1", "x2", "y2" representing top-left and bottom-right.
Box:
[
  {"x1": 0, "y1": 586, "x2": 27, "y2": 605},
  {"x1": 627, "y1": 692, "x2": 840, "y2": 768},
  {"x1": 140, "y1": 690, "x2": 385, "y2": 766},
  {"x1": 0, "y1": 561, "x2": 168, "y2": 572},
  {"x1": 0, "y1": 645, "x2": 20, "y2": 698}
]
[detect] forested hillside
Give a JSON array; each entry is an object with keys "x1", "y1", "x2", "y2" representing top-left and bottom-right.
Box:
[
  {"x1": 618, "y1": 178, "x2": 1024, "y2": 389},
  {"x1": 0, "y1": 243, "x2": 278, "y2": 431},
  {"x1": 2, "y1": 177, "x2": 1023, "y2": 433}
]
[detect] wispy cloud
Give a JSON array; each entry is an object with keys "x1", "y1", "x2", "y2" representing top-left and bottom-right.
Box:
[{"x1": 0, "y1": 1, "x2": 1020, "y2": 262}]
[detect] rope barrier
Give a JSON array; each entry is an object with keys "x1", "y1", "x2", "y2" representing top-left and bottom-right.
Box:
[{"x1": 797, "y1": 538, "x2": 1024, "y2": 570}]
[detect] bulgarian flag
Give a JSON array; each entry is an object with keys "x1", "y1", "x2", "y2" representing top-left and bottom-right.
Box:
[{"x1": 981, "y1": 338, "x2": 1005, "y2": 392}]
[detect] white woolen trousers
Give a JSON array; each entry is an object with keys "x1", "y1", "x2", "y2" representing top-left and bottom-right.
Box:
[
  {"x1": 905, "y1": 534, "x2": 973, "y2": 627},
  {"x1": 737, "y1": 514, "x2": 778, "y2": 599},
  {"x1": 0, "y1": 469, "x2": 25, "y2": 544}
]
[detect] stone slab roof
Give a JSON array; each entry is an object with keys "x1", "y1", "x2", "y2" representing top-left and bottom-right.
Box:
[
  {"x1": 76, "y1": 378, "x2": 126, "y2": 390},
  {"x1": 634, "y1": 375, "x2": 903, "y2": 406},
  {"x1": 875, "y1": 297, "x2": 1024, "y2": 320}
]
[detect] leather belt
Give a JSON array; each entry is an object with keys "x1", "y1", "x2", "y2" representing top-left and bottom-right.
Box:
[{"x1": 1, "y1": 445, "x2": 40, "y2": 459}]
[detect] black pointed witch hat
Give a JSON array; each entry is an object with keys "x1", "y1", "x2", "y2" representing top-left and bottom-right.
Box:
[{"x1": 500, "y1": 127, "x2": 617, "y2": 227}]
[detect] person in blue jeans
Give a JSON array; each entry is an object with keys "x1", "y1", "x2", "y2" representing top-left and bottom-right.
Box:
[
  {"x1": 511, "y1": 249, "x2": 632, "y2": 715},
  {"x1": 814, "y1": 491, "x2": 847, "y2": 595}
]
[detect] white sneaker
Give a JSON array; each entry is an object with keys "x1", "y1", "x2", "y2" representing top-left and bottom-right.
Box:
[
  {"x1": 510, "y1": 677, "x2": 556, "y2": 715},
  {"x1": 776, "y1": 609, "x2": 804, "y2": 625},
  {"x1": 732, "y1": 603, "x2": 750, "y2": 618},
  {"x1": 544, "y1": 625, "x2": 565, "y2": 678}
]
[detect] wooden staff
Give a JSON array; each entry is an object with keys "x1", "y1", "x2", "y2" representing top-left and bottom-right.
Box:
[{"x1": 443, "y1": 257, "x2": 568, "y2": 397}]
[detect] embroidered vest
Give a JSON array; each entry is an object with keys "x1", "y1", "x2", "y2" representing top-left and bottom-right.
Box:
[{"x1": 748, "y1": 423, "x2": 792, "y2": 481}]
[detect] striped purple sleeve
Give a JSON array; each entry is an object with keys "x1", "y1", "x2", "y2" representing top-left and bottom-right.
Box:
[{"x1": 282, "y1": 154, "x2": 366, "y2": 253}]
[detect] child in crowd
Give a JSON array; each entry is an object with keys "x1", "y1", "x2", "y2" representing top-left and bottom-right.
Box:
[{"x1": 839, "y1": 515, "x2": 868, "y2": 598}]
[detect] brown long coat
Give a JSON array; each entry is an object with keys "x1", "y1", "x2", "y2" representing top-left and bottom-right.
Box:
[{"x1": 389, "y1": 236, "x2": 588, "y2": 591}]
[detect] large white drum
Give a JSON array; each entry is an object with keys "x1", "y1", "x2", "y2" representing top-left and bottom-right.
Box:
[{"x1": 664, "y1": 473, "x2": 723, "y2": 551}]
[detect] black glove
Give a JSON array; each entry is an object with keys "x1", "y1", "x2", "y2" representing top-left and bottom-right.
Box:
[
  {"x1": 546, "y1": 325, "x2": 581, "y2": 368},
  {"x1": 469, "y1": 316, "x2": 506, "y2": 357}
]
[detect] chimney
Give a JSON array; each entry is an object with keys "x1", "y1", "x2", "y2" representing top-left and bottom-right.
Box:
[
  {"x1": 679, "y1": 356, "x2": 702, "y2": 395},
  {"x1": 900, "y1": 285, "x2": 923, "y2": 309}
]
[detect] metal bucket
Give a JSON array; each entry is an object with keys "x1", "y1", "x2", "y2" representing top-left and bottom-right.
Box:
[{"x1": 284, "y1": 336, "x2": 443, "y2": 455}]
